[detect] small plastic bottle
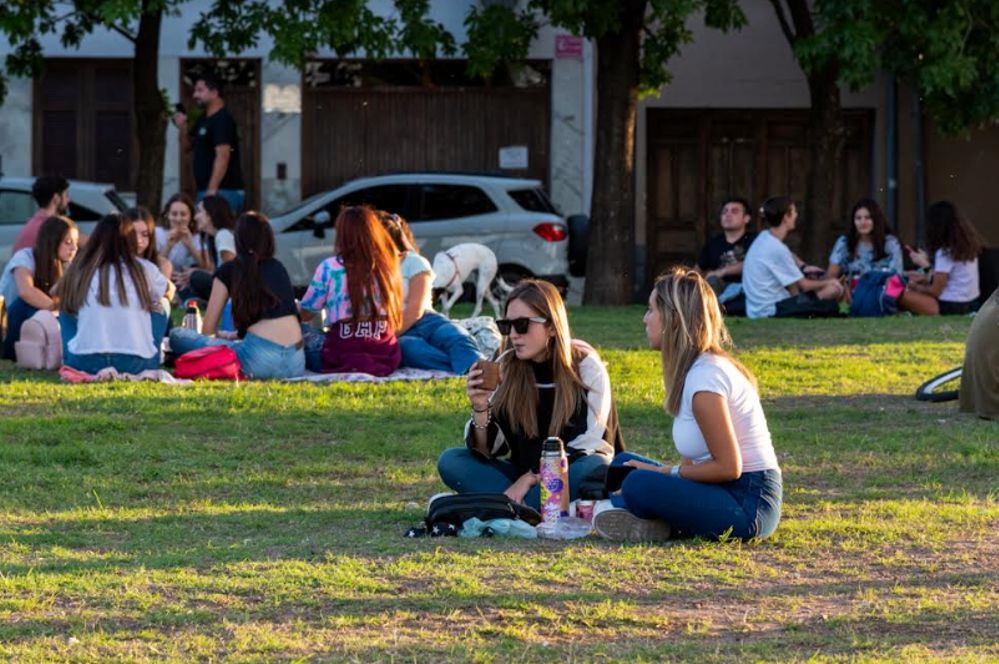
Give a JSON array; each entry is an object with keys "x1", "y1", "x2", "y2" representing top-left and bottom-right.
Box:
[
  {"x1": 182, "y1": 300, "x2": 202, "y2": 333},
  {"x1": 539, "y1": 436, "x2": 570, "y2": 524}
]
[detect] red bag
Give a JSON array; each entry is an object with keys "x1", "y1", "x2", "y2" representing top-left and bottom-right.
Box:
[{"x1": 174, "y1": 346, "x2": 241, "y2": 380}]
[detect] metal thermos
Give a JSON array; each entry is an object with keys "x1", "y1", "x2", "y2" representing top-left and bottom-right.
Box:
[{"x1": 539, "y1": 437, "x2": 570, "y2": 523}]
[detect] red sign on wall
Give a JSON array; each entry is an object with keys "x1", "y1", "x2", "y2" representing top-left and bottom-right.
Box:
[{"x1": 555, "y1": 35, "x2": 584, "y2": 59}]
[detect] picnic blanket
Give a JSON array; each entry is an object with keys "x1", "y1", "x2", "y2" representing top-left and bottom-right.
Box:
[
  {"x1": 285, "y1": 367, "x2": 459, "y2": 383},
  {"x1": 59, "y1": 365, "x2": 193, "y2": 384}
]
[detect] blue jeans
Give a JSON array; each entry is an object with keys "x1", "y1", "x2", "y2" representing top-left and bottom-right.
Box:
[
  {"x1": 197, "y1": 189, "x2": 245, "y2": 214},
  {"x1": 169, "y1": 327, "x2": 305, "y2": 379},
  {"x1": 610, "y1": 452, "x2": 783, "y2": 541},
  {"x1": 400, "y1": 312, "x2": 483, "y2": 373},
  {"x1": 2, "y1": 298, "x2": 39, "y2": 360},
  {"x1": 60, "y1": 311, "x2": 168, "y2": 374},
  {"x1": 437, "y1": 447, "x2": 610, "y2": 510}
]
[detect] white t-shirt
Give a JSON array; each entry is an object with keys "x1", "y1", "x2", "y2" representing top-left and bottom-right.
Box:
[
  {"x1": 68, "y1": 259, "x2": 169, "y2": 359},
  {"x1": 400, "y1": 252, "x2": 435, "y2": 314},
  {"x1": 155, "y1": 226, "x2": 204, "y2": 272},
  {"x1": 672, "y1": 353, "x2": 779, "y2": 473},
  {"x1": 213, "y1": 229, "x2": 236, "y2": 265},
  {"x1": 743, "y1": 229, "x2": 804, "y2": 319},
  {"x1": 0, "y1": 247, "x2": 35, "y2": 305},
  {"x1": 934, "y1": 249, "x2": 979, "y2": 303}
]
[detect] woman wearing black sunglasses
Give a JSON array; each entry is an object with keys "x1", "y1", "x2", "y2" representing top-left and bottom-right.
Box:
[{"x1": 436, "y1": 279, "x2": 621, "y2": 508}]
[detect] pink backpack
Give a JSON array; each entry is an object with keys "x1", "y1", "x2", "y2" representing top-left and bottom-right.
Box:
[
  {"x1": 173, "y1": 345, "x2": 242, "y2": 380},
  {"x1": 15, "y1": 310, "x2": 63, "y2": 370}
]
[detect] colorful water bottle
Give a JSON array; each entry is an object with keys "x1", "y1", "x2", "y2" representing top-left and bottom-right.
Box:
[
  {"x1": 539, "y1": 437, "x2": 570, "y2": 524},
  {"x1": 182, "y1": 299, "x2": 202, "y2": 333}
]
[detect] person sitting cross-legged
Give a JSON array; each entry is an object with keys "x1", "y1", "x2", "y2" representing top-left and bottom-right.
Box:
[
  {"x1": 436, "y1": 279, "x2": 618, "y2": 510},
  {"x1": 593, "y1": 268, "x2": 783, "y2": 543}
]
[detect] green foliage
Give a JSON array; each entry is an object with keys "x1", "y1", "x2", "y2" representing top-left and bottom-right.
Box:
[
  {"x1": 187, "y1": 0, "x2": 457, "y2": 67},
  {"x1": 794, "y1": 0, "x2": 999, "y2": 133},
  {"x1": 464, "y1": 5, "x2": 539, "y2": 80},
  {"x1": 466, "y1": 0, "x2": 745, "y2": 94},
  {"x1": 0, "y1": 0, "x2": 179, "y2": 104}
]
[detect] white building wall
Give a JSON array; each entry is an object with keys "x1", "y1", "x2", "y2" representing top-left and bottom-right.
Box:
[{"x1": 0, "y1": 76, "x2": 32, "y2": 177}]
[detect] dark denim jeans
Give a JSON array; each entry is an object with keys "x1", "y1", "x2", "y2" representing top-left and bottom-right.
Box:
[
  {"x1": 609, "y1": 451, "x2": 783, "y2": 541},
  {"x1": 437, "y1": 447, "x2": 610, "y2": 510}
]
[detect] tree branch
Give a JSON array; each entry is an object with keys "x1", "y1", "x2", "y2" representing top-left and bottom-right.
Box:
[
  {"x1": 101, "y1": 19, "x2": 137, "y2": 43},
  {"x1": 768, "y1": 0, "x2": 796, "y2": 44}
]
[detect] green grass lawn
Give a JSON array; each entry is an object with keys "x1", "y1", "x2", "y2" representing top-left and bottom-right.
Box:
[{"x1": 0, "y1": 308, "x2": 996, "y2": 662}]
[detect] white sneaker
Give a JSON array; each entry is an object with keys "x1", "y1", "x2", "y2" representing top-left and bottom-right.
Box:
[{"x1": 593, "y1": 508, "x2": 671, "y2": 542}]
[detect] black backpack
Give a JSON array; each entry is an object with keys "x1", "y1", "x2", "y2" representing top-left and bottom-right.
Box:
[{"x1": 405, "y1": 493, "x2": 542, "y2": 538}]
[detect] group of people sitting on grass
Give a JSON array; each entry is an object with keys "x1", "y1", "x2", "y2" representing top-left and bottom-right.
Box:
[
  {"x1": 698, "y1": 195, "x2": 985, "y2": 319},
  {"x1": 0, "y1": 176, "x2": 484, "y2": 379}
]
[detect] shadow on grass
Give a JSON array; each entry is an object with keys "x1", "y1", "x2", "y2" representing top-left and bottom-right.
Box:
[{"x1": 0, "y1": 567, "x2": 995, "y2": 652}]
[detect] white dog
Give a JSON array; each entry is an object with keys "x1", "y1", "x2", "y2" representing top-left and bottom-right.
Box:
[{"x1": 432, "y1": 243, "x2": 512, "y2": 318}]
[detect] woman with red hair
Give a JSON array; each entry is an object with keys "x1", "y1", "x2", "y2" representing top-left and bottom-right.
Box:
[{"x1": 300, "y1": 206, "x2": 403, "y2": 375}]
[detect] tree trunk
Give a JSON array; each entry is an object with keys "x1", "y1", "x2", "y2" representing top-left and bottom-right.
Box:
[
  {"x1": 801, "y1": 67, "x2": 845, "y2": 263},
  {"x1": 583, "y1": 0, "x2": 646, "y2": 305},
  {"x1": 133, "y1": 3, "x2": 165, "y2": 212}
]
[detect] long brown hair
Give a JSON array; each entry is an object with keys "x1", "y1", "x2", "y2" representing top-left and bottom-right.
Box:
[
  {"x1": 926, "y1": 200, "x2": 983, "y2": 262},
  {"x1": 124, "y1": 206, "x2": 160, "y2": 265},
  {"x1": 33, "y1": 215, "x2": 76, "y2": 297},
  {"x1": 491, "y1": 279, "x2": 586, "y2": 438},
  {"x1": 334, "y1": 206, "x2": 402, "y2": 330},
  {"x1": 57, "y1": 213, "x2": 154, "y2": 314},
  {"x1": 160, "y1": 193, "x2": 196, "y2": 233},
  {"x1": 377, "y1": 210, "x2": 418, "y2": 254},
  {"x1": 652, "y1": 268, "x2": 756, "y2": 416},
  {"x1": 230, "y1": 212, "x2": 280, "y2": 331}
]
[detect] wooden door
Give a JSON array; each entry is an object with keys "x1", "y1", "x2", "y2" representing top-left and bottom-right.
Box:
[
  {"x1": 33, "y1": 59, "x2": 136, "y2": 191},
  {"x1": 645, "y1": 109, "x2": 873, "y2": 285}
]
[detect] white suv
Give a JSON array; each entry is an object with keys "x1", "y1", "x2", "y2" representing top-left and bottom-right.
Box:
[{"x1": 270, "y1": 173, "x2": 581, "y2": 290}]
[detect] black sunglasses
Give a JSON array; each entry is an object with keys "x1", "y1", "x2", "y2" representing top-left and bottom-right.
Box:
[{"x1": 496, "y1": 316, "x2": 547, "y2": 335}]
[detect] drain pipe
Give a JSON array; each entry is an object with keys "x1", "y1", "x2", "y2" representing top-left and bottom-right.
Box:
[
  {"x1": 885, "y1": 76, "x2": 898, "y2": 232},
  {"x1": 912, "y1": 91, "x2": 927, "y2": 245}
]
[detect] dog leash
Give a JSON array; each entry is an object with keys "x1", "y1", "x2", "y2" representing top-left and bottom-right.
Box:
[{"x1": 442, "y1": 252, "x2": 462, "y2": 290}]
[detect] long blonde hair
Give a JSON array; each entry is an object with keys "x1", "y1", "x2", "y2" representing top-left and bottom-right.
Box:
[
  {"x1": 492, "y1": 280, "x2": 586, "y2": 438},
  {"x1": 653, "y1": 268, "x2": 756, "y2": 415}
]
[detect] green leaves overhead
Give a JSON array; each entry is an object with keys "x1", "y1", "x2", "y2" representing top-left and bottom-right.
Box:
[
  {"x1": 792, "y1": 0, "x2": 999, "y2": 133},
  {"x1": 187, "y1": 0, "x2": 456, "y2": 65}
]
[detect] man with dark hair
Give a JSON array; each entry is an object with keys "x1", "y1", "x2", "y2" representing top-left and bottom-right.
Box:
[
  {"x1": 696, "y1": 197, "x2": 756, "y2": 316},
  {"x1": 173, "y1": 70, "x2": 245, "y2": 213},
  {"x1": 12, "y1": 175, "x2": 71, "y2": 252}
]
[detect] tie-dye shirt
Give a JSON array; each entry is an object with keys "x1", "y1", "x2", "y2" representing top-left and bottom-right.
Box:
[{"x1": 300, "y1": 255, "x2": 386, "y2": 323}]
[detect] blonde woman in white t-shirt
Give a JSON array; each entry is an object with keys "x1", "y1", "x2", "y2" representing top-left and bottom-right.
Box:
[{"x1": 594, "y1": 268, "x2": 783, "y2": 542}]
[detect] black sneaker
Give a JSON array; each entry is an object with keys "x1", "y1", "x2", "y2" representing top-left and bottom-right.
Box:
[{"x1": 593, "y1": 508, "x2": 671, "y2": 542}]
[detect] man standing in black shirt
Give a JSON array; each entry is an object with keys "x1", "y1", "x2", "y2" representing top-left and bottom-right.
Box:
[
  {"x1": 696, "y1": 197, "x2": 756, "y2": 315},
  {"x1": 173, "y1": 71, "x2": 245, "y2": 213}
]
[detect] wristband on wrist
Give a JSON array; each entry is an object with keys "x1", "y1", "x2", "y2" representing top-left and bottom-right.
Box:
[{"x1": 670, "y1": 464, "x2": 681, "y2": 477}]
